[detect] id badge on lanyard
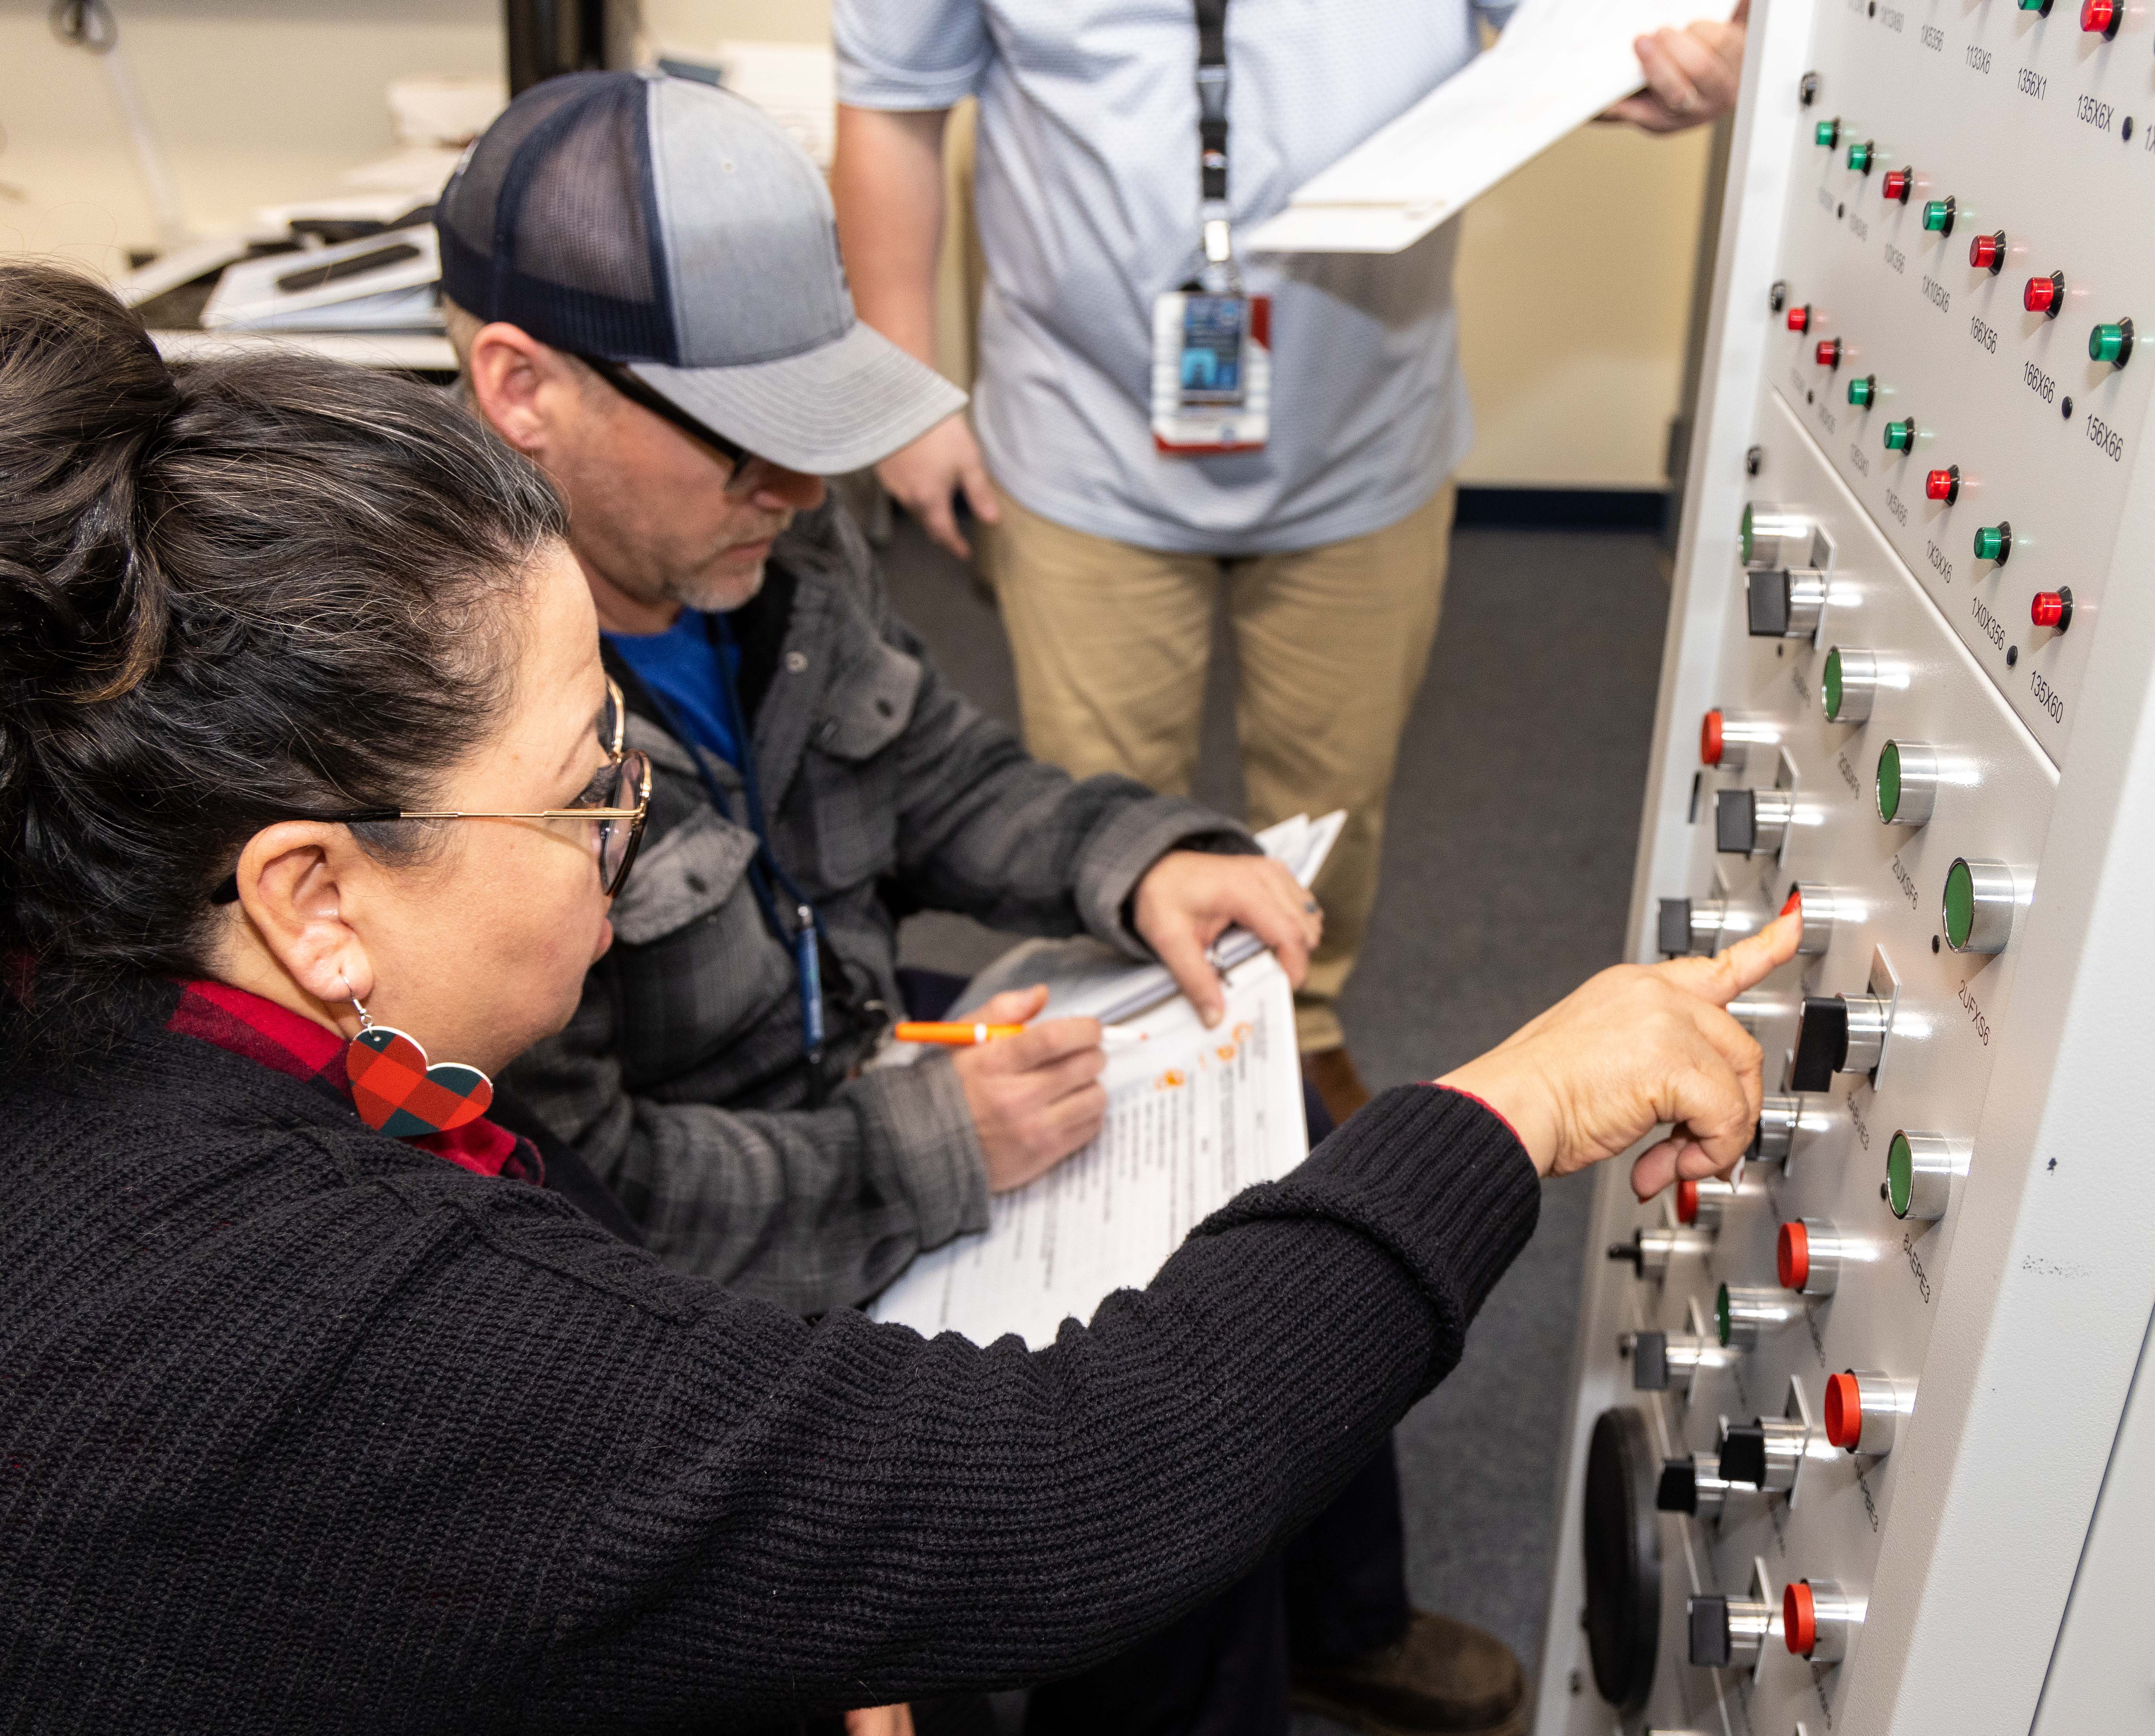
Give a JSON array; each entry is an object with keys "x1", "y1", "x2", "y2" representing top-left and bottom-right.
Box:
[
  {"x1": 1150, "y1": 288, "x2": 1270, "y2": 454},
  {"x1": 1151, "y1": 0, "x2": 1270, "y2": 456}
]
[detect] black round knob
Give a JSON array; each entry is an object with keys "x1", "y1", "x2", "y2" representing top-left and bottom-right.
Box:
[{"x1": 1584, "y1": 1407, "x2": 1662, "y2": 1713}]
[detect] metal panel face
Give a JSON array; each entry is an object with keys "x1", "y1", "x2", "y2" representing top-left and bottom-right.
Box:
[
  {"x1": 1543, "y1": 396, "x2": 2057, "y2": 1736},
  {"x1": 1765, "y1": 0, "x2": 2155, "y2": 761},
  {"x1": 1533, "y1": 2, "x2": 2155, "y2": 1729}
]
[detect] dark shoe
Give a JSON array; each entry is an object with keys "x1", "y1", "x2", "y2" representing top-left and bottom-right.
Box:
[
  {"x1": 1289, "y1": 1610, "x2": 1528, "y2": 1736},
  {"x1": 1304, "y1": 1045, "x2": 1373, "y2": 1126}
]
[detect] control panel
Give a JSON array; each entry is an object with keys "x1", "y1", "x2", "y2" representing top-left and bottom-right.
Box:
[{"x1": 1534, "y1": 0, "x2": 2155, "y2": 1731}]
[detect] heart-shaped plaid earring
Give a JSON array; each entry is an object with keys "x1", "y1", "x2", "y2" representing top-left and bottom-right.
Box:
[{"x1": 343, "y1": 995, "x2": 494, "y2": 1138}]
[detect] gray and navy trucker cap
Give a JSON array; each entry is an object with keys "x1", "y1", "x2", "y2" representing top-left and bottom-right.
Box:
[{"x1": 437, "y1": 70, "x2": 963, "y2": 475}]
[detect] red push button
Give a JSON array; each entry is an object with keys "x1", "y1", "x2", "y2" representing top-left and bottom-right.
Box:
[
  {"x1": 2032, "y1": 589, "x2": 2072, "y2": 630},
  {"x1": 1676, "y1": 1178, "x2": 1701, "y2": 1224},
  {"x1": 1968, "y1": 231, "x2": 2005, "y2": 274},
  {"x1": 2025, "y1": 272, "x2": 2064, "y2": 317},
  {"x1": 1925, "y1": 465, "x2": 1960, "y2": 504},
  {"x1": 1788, "y1": 304, "x2": 1812, "y2": 333},
  {"x1": 2083, "y1": 0, "x2": 2121, "y2": 35},
  {"x1": 1784, "y1": 1581, "x2": 1819, "y2": 1657},
  {"x1": 1777, "y1": 1220, "x2": 1811, "y2": 1290},
  {"x1": 1824, "y1": 1372, "x2": 1862, "y2": 1449},
  {"x1": 1881, "y1": 168, "x2": 1913, "y2": 203},
  {"x1": 1701, "y1": 708, "x2": 1725, "y2": 765},
  {"x1": 1815, "y1": 338, "x2": 1843, "y2": 368}
]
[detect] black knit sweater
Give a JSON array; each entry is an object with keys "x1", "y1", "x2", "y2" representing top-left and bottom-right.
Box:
[{"x1": 0, "y1": 1013, "x2": 1538, "y2": 1731}]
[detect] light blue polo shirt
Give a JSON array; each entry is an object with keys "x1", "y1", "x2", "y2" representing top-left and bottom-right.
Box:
[{"x1": 835, "y1": 0, "x2": 1515, "y2": 556}]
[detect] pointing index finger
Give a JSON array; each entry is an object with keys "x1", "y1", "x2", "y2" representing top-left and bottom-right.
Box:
[{"x1": 1655, "y1": 909, "x2": 1803, "y2": 1006}]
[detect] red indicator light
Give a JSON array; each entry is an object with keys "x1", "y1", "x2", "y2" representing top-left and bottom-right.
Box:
[
  {"x1": 2082, "y1": 0, "x2": 2122, "y2": 35},
  {"x1": 1815, "y1": 338, "x2": 1843, "y2": 368},
  {"x1": 2032, "y1": 588, "x2": 2073, "y2": 630},
  {"x1": 1824, "y1": 1372, "x2": 1863, "y2": 1449},
  {"x1": 1968, "y1": 231, "x2": 2005, "y2": 273},
  {"x1": 2025, "y1": 271, "x2": 2064, "y2": 317},
  {"x1": 1777, "y1": 1220, "x2": 1812, "y2": 1291},
  {"x1": 1788, "y1": 305, "x2": 1812, "y2": 333},
  {"x1": 1881, "y1": 168, "x2": 1913, "y2": 202},
  {"x1": 1701, "y1": 709, "x2": 1725, "y2": 766},
  {"x1": 1925, "y1": 464, "x2": 1961, "y2": 504}
]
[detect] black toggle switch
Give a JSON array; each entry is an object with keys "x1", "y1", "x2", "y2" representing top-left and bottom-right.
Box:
[
  {"x1": 1658, "y1": 899, "x2": 1694, "y2": 958},
  {"x1": 1689, "y1": 1597, "x2": 1733, "y2": 1667},
  {"x1": 1791, "y1": 996, "x2": 1849, "y2": 1091},
  {"x1": 1635, "y1": 1330, "x2": 1669, "y2": 1390},
  {"x1": 1716, "y1": 788, "x2": 1792, "y2": 857},
  {"x1": 1719, "y1": 1423, "x2": 1768, "y2": 1487},
  {"x1": 1746, "y1": 566, "x2": 1827, "y2": 640},
  {"x1": 1658, "y1": 1457, "x2": 1700, "y2": 1513}
]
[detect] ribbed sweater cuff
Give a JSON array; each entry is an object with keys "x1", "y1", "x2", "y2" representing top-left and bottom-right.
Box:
[{"x1": 1194, "y1": 1084, "x2": 1539, "y2": 1374}]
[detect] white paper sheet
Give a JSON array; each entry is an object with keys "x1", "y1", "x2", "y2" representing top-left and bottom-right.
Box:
[
  {"x1": 1247, "y1": 0, "x2": 1732, "y2": 255},
  {"x1": 868, "y1": 953, "x2": 1306, "y2": 1349}
]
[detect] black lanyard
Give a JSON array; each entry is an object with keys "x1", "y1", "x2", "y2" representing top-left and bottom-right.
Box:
[
  {"x1": 1193, "y1": 0, "x2": 1240, "y2": 290},
  {"x1": 636, "y1": 613, "x2": 826, "y2": 1064}
]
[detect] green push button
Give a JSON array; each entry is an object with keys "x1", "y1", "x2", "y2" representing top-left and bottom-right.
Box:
[
  {"x1": 1823, "y1": 648, "x2": 1846, "y2": 721},
  {"x1": 1942, "y1": 857, "x2": 1976, "y2": 950},
  {"x1": 2090, "y1": 319, "x2": 2134, "y2": 368},
  {"x1": 1848, "y1": 375, "x2": 1876, "y2": 408},
  {"x1": 1816, "y1": 118, "x2": 1841, "y2": 148},
  {"x1": 1884, "y1": 418, "x2": 1916, "y2": 452},
  {"x1": 1973, "y1": 522, "x2": 2011, "y2": 563},
  {"x1": 1886, "y1": 1131, "x2": 1916, "y2": 1219},
  {"x1": 1740, "y1": 502, "x2": 1754, "y2": 564},
  {"x1": 1876, "y1": 739, "x2": 1902, "y2": 822},
  {"x1": 1715, "y1": 1282, "x2": 1734, "y2": 1347},
  {"x1": 1921, "y1": 197, "x2": 1955, "y2": 235},
  {"x1": 1848, "y1": 140, "x2": 1875, "y2": 173}
]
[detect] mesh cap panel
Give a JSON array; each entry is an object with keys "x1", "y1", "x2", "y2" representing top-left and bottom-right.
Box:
[{"x1": 438, "y1": 72, "x2": 676, "y2": 362}]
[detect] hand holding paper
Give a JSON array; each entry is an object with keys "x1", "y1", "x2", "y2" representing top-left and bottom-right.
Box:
[
  {"x1": 1604, "y1": 0, "x2": 1750, "y2": 134},
  {"x1": 1131, "y1": 847, "x2": 1321, "y2": 1027}
]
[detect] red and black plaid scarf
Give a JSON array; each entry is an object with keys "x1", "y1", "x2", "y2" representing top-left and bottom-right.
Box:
[{"x1": 168, "y1": 980, "x2": 539, "y2": 1182}]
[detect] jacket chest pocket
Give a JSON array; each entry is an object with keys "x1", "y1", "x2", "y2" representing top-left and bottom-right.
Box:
[
  {"x1": 607, "y1": 806, "x2": 794, "y2": 1066},
  {"x1": 799, "y1": 637, "x2": 922, "y2": 892}
]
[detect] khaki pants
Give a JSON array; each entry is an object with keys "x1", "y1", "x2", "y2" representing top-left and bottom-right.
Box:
[{"x1": 980, "y1": 481, "x2": 1457, "y2": 1054}]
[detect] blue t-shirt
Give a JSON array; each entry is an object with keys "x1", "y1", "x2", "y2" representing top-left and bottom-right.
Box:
[{"x1": 605, "y1": 610, "x2": 742, "y2": 763}]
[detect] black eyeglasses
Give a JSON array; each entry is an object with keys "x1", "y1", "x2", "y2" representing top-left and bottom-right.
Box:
[
  {"x1": 210, "y1": 678, "x2": 652, "y2": 904},
  {"x1": 575, "y1": 354, "x2": 778, "y2": 496}
]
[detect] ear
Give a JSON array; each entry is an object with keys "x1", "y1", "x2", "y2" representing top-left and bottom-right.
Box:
[
  {"x1": 467, "y1": 321, "x2": 581, "y2": 460},
  {"x1": 232, "y1": 823, "x2": 379, "y2": 1010}
]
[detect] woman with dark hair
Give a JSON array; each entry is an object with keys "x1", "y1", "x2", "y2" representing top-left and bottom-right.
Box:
[{"x1": 0, "y1": 262, "x2": 1794, "y2": 1733}]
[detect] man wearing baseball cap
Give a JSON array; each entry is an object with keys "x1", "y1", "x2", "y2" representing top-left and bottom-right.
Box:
[{"x1": 436, "y1": 70, "x2": 1317, "y2": 1314}]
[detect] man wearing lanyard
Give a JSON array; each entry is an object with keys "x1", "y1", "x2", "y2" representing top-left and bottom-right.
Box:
[
  {"x1": 432, "y1": 74, "x2": 1319, "y2": 1325},
  {"x1": 831, "y1": 0, "x2": 1748, "y2": 1137}
]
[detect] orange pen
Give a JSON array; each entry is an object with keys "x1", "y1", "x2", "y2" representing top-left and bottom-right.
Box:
[{"x1": 893, "y1": 1021, "x2": 1147, "y2": 1048}]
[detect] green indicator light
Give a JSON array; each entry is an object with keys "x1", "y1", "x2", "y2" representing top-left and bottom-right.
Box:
[
  {"x1": 1884, "y1": 418, "x2": 1916, "y2": 451},
  {"x1": 1943, "y1": 858, "x2": 1977, "y2": 950},
  {"x1": 1816, "y1": 118, "x2": 1841, "y2": 147},
  {"x1": 1877, "y1": 739, "x2": 1901, "y2": 822},
  {"x1": 1716, "y1": 1282, "x2": 1734, "y2": 1347},
  {"x1": 2018, "y1": 0, "x2": 2052, "y2": 11},
  {"x1": 1886, "y1": 1131, "x2": 1915, "y2": 1218},
  {"x1": 1823, "y1": 648, "x2": 1846, "y2": 721},
  {"x1": 1740, "y1": 503, "x2": 1755, "y2": 564},
  {"x1": 2090, "y1": 319, "x2": 2134, "y2": 367},
  {"x1": 1921, "y1": 198, "x2": 1954, "y2": 234},
  {"x1": 1973, "y1": 522, "x2": 2010, "y2": 563},
  {"x1": 1848, "y1": 374, "x2": 1876, "y2": 408},
  {"x1": 1848, "y1": 140, "x2": 1874, "y2": 173}
]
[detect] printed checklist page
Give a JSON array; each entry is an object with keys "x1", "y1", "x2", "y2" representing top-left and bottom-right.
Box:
[{"x1": 868, "y1": 953, "x2": 1307, "y2": 1350}]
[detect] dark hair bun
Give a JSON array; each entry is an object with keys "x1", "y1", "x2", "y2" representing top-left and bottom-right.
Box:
[
  {"x1": 0, "y1": 262, "x2": 567, "y2": 1068},
  {"x1": 0, "y1": 267, "x2": 184, "y2": 698}
]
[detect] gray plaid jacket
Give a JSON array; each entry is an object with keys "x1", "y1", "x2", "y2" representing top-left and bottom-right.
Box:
[{"x1": 502, "y1": 500, "x2": 1248, "y2": 1316}]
